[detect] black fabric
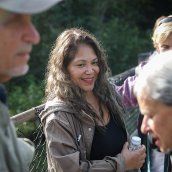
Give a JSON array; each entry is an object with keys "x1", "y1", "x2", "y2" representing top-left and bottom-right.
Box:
[
  {"x1": 90, "y1": 114, "x2": 127, "y2": 160},
  {"x1": 164, "y1": 154, "x2": 171, "y2": 172},
  {"x1": 137, "y1": 115, "x2": 148, "y2": 172},
  {"x1": 0, "y1": 85, "x2": 7, "y2": 104}
]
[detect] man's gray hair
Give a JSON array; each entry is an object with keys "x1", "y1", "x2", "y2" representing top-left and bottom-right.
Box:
[{"x1": 134, "y1": 50, "x2": 172, "y2": 105}]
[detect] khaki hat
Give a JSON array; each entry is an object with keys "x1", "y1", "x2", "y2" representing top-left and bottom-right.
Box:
[{"x1": 0, "y1": 0, "x2": 62, "y2": 14}]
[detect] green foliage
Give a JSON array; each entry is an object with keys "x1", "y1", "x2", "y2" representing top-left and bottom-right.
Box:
[
  {"x1": 28, "y1": 0, "x2": 153, "y2": 79},
  {"x1": 8, "y1": 75, "x2": 44, "y2": 115},
  {"x1": 9, "y1": 0, "x2": 172, "y2": 84},
  {"x1": 7, "y1": 75, "x2": 44, "y2": 138},
  {"x1": 15, "y1": 122, "x2": 37, "y2": 140},
  {"x1": 96, "y1": 18, "x2": 152, "y2": 74}
]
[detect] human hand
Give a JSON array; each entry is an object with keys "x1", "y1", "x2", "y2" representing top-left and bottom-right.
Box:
[{"x1": 121, "y1": 142, "x2": 146, "y2": 170}]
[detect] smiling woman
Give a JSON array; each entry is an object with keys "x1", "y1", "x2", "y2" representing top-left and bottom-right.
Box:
[
  {"x1": 39, "y1": 28, "x2": 146, "y2": 172},
  {"x1": 67, "y1": 43, "x2": 100, "y2": 93}
]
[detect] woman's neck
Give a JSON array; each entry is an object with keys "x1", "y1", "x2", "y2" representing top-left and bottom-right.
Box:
[
  {"x1": 85, "y1": 91, "x2": 97, "y2": 105},
  {"x1": 85, "y1": 91, "x2": 110, "y2": 126}
]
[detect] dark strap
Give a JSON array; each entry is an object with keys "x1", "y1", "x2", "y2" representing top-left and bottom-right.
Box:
[
  {"x1": 164, "y1": 154, "x2": 171, "y2": 172},
  {"x1": 146, "y1": 133, "x2": 151, "y2": 172}
]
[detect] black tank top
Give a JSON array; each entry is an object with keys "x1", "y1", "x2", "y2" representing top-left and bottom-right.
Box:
[{"x1": 90, "y1": 114, "x2": 127, "y2": 160}]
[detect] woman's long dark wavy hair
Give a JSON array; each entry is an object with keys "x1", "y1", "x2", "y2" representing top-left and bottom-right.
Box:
[{"x1": 45, "y1": 28, "x2": 125, "y2": 129}]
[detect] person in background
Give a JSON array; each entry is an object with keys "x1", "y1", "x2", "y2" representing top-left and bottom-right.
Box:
[
  {"x1": 117, "y1": 15, "x2": 172, "y2": 107},
  {"x1": 117, "y1": 15, "x2": 172, "y2": 172},
  {"x1": 147, "y1": 14, "x2": 172, "y2": 172},
  {"x1": 0, "y1": 0, "x2": 62, "y2": 171},
  {"x1": 39, "y1": 28, "x2": 146, "y2": 172},
  {"x1": 133, "y1": 50, "x2": 172, "y2": 164},
  {"x1": 0, "y1": 85, "x2": 7, "y2": 105},
  {"x1": 139, "y1": 14, "x2": 172, "y2": 172},
  {"x1": 152, "y1": 15, "x2": 172, "y2": 52}
]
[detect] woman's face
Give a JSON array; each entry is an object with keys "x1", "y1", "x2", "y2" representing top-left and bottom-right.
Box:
[
  {"x1": 157, "y1": 33, "x2": 172, "y2": 53},
  {"x1": 67, "y1": 43, "x2": 100, "y2": 93},
  {"x1": 137, "y1": 94, "x2": 172, "y2": 153}
]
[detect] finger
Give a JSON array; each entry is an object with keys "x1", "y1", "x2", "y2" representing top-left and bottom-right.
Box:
[
  {"x1": 139, "y1": 159, "x2": 145, "y2": 168},
  {"x1": 123, "y1": 142, "x2": 129, "y2": 149},
  {"x1": 141, "y1": 144, "x2": 146, "y2": 150},
  {"x1": 139, "y1": 153, "x2": 146, "y2": 161},
  {"x1": 138, "y1": 147, "x2": 146, "y2": 154}
]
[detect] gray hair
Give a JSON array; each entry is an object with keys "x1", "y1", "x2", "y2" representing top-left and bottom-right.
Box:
[{"x1": 134, "y1": 50, "x2": 172, "y2": 105}]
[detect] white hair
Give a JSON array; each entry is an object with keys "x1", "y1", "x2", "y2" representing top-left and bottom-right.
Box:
[{"x1": 134, "y1": 50, "x2": 172, "y2": 105}]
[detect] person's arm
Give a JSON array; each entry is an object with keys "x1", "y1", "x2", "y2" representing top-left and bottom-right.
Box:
[
  {"x1": 115, "y1": 61, "x2": 149, "y2": 108},
  {"x1": 115, "y1": 75, "x2": 138, "y2": 107}
]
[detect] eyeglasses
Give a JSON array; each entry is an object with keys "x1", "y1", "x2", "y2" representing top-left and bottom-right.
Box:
[{"x1": 159, "y1": 16, "x2": 172, "y2": 26}]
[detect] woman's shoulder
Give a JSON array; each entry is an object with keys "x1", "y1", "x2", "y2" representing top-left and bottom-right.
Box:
[{"x1": 39, "y1": 99, "x2": 75, "y2": 123}]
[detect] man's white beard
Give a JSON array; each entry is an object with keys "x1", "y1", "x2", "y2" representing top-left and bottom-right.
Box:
[{"x1": 8, "y1": 64, "x2": 29, "y2": 77}]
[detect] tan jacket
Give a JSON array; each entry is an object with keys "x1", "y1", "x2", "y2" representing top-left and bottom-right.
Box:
[{"x1": 40, "y1": 99, "x2": 133, "y2": 172}]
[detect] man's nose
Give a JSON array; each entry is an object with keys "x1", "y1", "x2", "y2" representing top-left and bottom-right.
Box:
[{"x1": 23, "y1": 22, "x2": 40, "y2": 45}]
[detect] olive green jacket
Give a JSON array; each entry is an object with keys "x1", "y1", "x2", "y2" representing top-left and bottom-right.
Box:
[{"x1": 0, "y1": 101, "x2": 34, "y2": 172}]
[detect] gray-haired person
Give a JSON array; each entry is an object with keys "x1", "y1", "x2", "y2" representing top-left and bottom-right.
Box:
[
  {"x1": 0, "y1": 0, "x2": 62, "y2": 171},
  {"x1": 134, "y1": 50, "x2": 172, "y2": 154}
]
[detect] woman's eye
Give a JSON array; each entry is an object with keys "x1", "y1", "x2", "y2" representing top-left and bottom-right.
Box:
[
  {"x1": 77, "y1": 64, "x2": 85, "y2": 67},
  {"x1": 92, "y1": 61, "x2": 98, "y2": 65}
]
